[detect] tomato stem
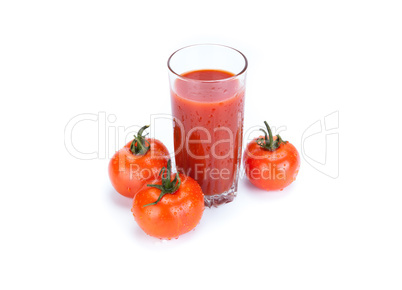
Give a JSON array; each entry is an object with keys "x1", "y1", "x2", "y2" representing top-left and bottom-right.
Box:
[
  {"x1": 256, "y1": 121, "x2": 287, "y2": 151},
  {"x1": 143, "y1": 160, "x2": 181, "y2": 207},
  {"x1": 130, "y1": 125, "x2": 151, "y2": 155}
]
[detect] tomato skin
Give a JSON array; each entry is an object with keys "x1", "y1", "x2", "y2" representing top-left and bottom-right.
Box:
[
  {"x1": 108, "y1": 139, "x2": 169, "y2": 198},
  {"x1": 132, "y1": 174, "x2": 204, "y2": 239},
  {"x1": 243, "y1": 136, "x2": 300, "y2": 191}
]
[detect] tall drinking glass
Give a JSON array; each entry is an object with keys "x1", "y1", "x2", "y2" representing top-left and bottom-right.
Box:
[{"x1": 168, "y1": 44, "x2": 247, "y2": 207}]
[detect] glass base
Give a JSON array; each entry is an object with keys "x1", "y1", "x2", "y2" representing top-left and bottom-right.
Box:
[{"x1": 204, "y1": 186, "x2": 237, "y2": 208}]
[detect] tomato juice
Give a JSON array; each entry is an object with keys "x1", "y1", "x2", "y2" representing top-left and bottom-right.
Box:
[{"x1": 171, "y1": 69, "x2": 245, "y2": 196}]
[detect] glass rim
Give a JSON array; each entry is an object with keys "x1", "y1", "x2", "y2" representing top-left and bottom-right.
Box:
[{"x1": 167, "y1": 43, "x2": 248, "y2": 83}]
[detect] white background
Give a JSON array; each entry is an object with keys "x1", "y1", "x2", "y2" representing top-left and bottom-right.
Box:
[{"x1": 1, "y1": 0, "x2": 401, "y2": 289}]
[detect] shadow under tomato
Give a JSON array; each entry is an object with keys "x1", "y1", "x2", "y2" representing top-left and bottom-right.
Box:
[
  {"x1": 130, "y1": 221, "x2": 200, "y2": 248},
  {"x1": 240, "y1": 178, "x2": 295, "y2": 201},
  {"x1": 108, "y1": 186, "x2": 133, "y2": 209}
]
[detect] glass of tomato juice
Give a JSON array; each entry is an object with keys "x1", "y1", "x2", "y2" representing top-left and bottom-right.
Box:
[{"x1": 168, "y1": 44, "x2": 247, "y2": 207}]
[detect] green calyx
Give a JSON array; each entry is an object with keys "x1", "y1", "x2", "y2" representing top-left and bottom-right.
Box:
[
  {"x1": 130, "y1": 125, "x2": 151, "y2": 155},
  {"x1": 256, "y1": 121, "x2": 288, "y2": 151},
  {"x1": 143, "y1": 160, "x2": 181, "y2": 207}
]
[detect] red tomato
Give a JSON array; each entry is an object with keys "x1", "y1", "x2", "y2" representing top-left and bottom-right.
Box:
[
  {"x1": 243, "y1": 121, "x2": 300, "y2": 191},
  {"x1": 132, "y1": 160, "x2": 204, "y2": 239},
  {"x1": 109, "y1": 125, "x2": 169, "y2": 198}
]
